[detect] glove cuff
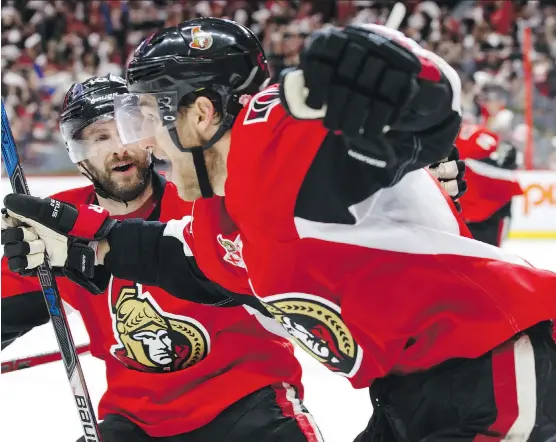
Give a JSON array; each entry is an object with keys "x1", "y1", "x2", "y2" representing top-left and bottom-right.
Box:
[
  {"x1": 63, "y1": 239, "x2": 108, "y2": 295},
  {"x1": 66, "y1": 240, "x2": 96, "y2": 279},
  {"x1": 69, "y1": 205, "x2": 117, "y2": 240}
]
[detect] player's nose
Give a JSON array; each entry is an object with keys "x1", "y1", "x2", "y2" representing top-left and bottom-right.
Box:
[{"x1": 111, "y1": 138, "x2": 129, "y2": 155}]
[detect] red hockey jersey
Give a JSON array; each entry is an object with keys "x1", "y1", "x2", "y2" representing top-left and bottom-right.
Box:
[
  {"x1": 216, "y1": 90, "x2": 556, "y2": 389},
  {"x1": 1, "y1": 176, "x2": 302, "y2": 437},
  {"x1": 456, "y1": 124, "x2": 523, "y2": 223}
]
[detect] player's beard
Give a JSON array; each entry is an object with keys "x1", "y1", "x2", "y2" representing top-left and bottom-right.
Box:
[{"x1": 82, "y1": 152, "x2": 152, "y2": 202}]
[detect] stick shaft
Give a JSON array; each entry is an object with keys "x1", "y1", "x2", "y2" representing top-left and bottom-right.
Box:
[
  {"x1": 2, "y1": 345, "x2": 91, "y2": 374},
  {"x1": 1, "y1": 102, "x2": 102, "y2": 441}
]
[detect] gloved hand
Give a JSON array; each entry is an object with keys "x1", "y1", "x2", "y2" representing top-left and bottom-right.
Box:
[
  {"x1": 280, "y1": 23, "x2": 459, "y2": 171},
  {"x1": 428, "y1": 146, "x2": 467, "y2": 212},
  {"x1": 281, "y1": 25, "x2": 421, "y2": 131},
  {"x1": 1, "y1": 194, "x2": 116, "y2": 294}
]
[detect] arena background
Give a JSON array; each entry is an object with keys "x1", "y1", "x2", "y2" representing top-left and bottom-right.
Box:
[
  {"x1": 2, "y1": 0, "x2": 555, "y2": 236},
  {"x1": 1, "y1": 2, "x2": 556, "y2": 441}
]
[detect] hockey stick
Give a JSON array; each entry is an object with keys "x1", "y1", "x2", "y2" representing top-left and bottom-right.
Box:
[
  {"x1": 385, "y1": 2, "x2": 407, "y2": 30},
  {"x1": 2, "y1": 344, "x2": 91, "y2": 374},
  {"x1": 1, "y1": 101, "x2": 102, "y2": 442}
]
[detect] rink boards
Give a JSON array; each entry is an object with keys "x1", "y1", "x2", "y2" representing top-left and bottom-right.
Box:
[{"x1": 2, "y1": 172, "x2": 555, "y2": 239}]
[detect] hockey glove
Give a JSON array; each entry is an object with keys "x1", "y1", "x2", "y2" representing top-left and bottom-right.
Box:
[
  {"x1": 281, "y1": 24, "x2": 459, "y2": 170},
  {"x1": 1, "y1": 194, "x2": 116, "y2": 294},
  {"x1": 281, "y1": 25, "x2": 422, "y2": 127},
  {"x1": 428, "y1": 146, "x2": 467, "y2": 212}
]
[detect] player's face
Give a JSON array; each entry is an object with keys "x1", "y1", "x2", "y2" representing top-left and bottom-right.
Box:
[
  {"x1": 484, "y1": 99, "x2": 504, "y2": 116},
  {"x1": 78, "y1": 120, "x2": 152, "y2": 202},
  {"x1": 145, "y1": 121, "x2": 203, "y2": 201},
  {"x1": 114, "y1": 92, "x2": 228, "y2": 201},
  {"x1": 153, "y1": 97, "x2": 228, "y2": 201}
]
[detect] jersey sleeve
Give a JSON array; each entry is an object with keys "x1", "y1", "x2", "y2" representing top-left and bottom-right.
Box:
[
  {"x1": 456, "y1": 125, "x2": 500, "y2": 161},
  {"x1": 229, "y1": 83, "x2": 460, "y2": 230},
  {"x1": 292, "y1": 30, "x2": 462, "y2": 224},
  {"x1": 104, "y1": 218, "x2": 239, "y2": 306}
]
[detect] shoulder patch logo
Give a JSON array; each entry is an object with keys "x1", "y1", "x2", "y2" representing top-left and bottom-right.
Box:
[
  {"x1": 243, "y1": 86, "x2": 281, "y2": 125},
  {"x1": 217, "y1": 233, "x2": 246, "y2": 269},
  {"x1": 189, "y1": 26, "x2": 213, "y2": 50}
]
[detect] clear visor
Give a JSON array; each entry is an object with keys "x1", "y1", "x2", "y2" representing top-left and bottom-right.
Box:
[
  {"x1": 61, "y1": 115, "x2": 121, "y2": 163},
  {"x1": 114, "y1": 92, "x2": 178, "y2": 146},
  {"x1": 61, "y1": 115, "x2": 155, "y2": 163}
]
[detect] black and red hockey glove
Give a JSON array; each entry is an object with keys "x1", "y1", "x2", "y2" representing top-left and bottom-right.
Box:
[
  {"x1": 1, "y1": 194, "x2": 116, "y2": 294},
  {"x1": 281, "y1": 24, "x2": 460, "y2": 171},
  {"x1": 283, "y1": 26, "x2": 420, "y2": 127}
]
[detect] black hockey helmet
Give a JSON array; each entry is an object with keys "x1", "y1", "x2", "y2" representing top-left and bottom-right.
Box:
[
  {"x1": 60, "y1": 74, "x2": 129, "y2": 163},
  {"x1": 122, "y1": 17, "x2": 269, "y2": 197},
  {"x1": 60, "y1": 74, "x2": 153, "y2": 202}
]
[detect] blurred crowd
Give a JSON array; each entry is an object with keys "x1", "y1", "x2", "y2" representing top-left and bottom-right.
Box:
[{"x1": 2, "y1": 0, "x2": 556, "y2": 173}]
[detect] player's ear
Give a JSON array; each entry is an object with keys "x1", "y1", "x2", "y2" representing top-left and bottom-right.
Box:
[{"x1": 194, "y1": 96, "x2": 216, "y2": 131}]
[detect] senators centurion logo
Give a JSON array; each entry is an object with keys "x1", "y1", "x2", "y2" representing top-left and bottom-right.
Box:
[
  {"x1": 261, "y1": 293, "x2": 363, "y2": 378},
  {"x1": 217, "y1": 233, "x2": 246, "y2": 269},
  {"x1": 109, "y1": 281, "x2": 210, "y2": 372},
  {"x1": 189, "y1": 26, "x2": 213, "y2": 50}
]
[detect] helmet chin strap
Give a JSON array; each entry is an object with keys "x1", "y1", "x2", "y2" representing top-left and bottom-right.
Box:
[
  {"x1": 168, "y1": 91, "x2": 244, "y2": 199},
  {"x1": 167, "y1": 119, "x2": 233, "y2": 199}
]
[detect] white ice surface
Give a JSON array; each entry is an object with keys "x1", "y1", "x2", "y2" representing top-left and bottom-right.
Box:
[{"x1": 0, "y1": 311, "x2": 372, "y2": 442}]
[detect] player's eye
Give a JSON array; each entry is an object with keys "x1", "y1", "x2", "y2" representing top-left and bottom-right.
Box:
[{"x1": 93, "y1": 133, "x2": 111, "y2": 143}]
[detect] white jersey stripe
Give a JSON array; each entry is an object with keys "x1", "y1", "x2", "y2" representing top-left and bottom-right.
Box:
[
  {"x1": 294, "y1": 169, "x2": 530, "y2": 268},
  {"x1": 466, "y1": 159, "x2": 520, "y2": 182},
  {"x1": 281, "y1": 382, "x2": 325, "y2": 442},
  {"x1": 503, "y1": 335, "x2": 537, "y2": 441}
]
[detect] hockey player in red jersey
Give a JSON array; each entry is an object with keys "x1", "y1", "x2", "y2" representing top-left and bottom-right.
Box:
[
  {"x1": 3, "y1": 19, "x2": 556, "y2": 441},
  {"x1": 456, "y1": 122, "x2": 523, "y2": 246},
  {"x1": 1, "y1": 75, "x2": 322, "y2": 442}
]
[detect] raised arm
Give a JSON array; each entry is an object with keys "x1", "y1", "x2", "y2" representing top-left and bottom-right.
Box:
[{"x1": 279, "y1": 24, "x2": 462, "y2": 222}]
